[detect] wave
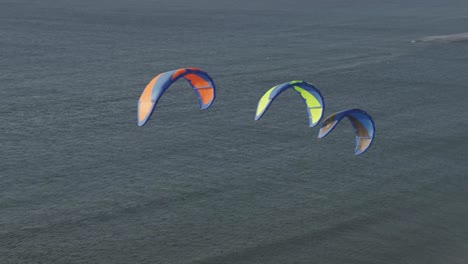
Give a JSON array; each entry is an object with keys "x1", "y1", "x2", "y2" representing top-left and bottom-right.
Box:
[{"x1": 412, "y1": 32, "x2": 468, "y2": 43}]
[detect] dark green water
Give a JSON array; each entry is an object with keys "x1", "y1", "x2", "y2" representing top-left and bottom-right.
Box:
[{"x1": 1, "y1": 0, "x2": 467, "y2": 263}]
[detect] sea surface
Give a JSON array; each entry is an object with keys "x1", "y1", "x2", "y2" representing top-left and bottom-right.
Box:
[{"x1": 1, "y1": 0, "x2": 467, "y2": 263}]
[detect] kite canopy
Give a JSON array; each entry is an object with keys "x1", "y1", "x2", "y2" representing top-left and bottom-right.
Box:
[
  {"x1": 138, "y1": 67, "x2": 216, "y2": 126},
  {"x1": 318, "y1": 109, "x2": 375, "y2": 155},
  {"x1": 254, "y1": 80, "x2": 325, "y2": 127}
]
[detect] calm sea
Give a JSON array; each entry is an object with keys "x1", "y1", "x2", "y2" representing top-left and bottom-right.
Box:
[{"x1": 1, "y1": 0, "x2": 467, "y2": 263}]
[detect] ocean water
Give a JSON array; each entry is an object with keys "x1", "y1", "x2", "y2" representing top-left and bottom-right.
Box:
[{"x1": 1, "y1": 0, "x2": 467, "y2": 263}]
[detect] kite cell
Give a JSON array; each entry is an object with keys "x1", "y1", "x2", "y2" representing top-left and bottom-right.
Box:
[
  {"x1": 138, "y1": 67, "x2": 216, "y2": 126},
  {"x1": 255, "y1": 80, "x2": 325, "y2": 127},
  {"x1": 318, "y1": 109, "x2": 375, "y2": 155}
]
